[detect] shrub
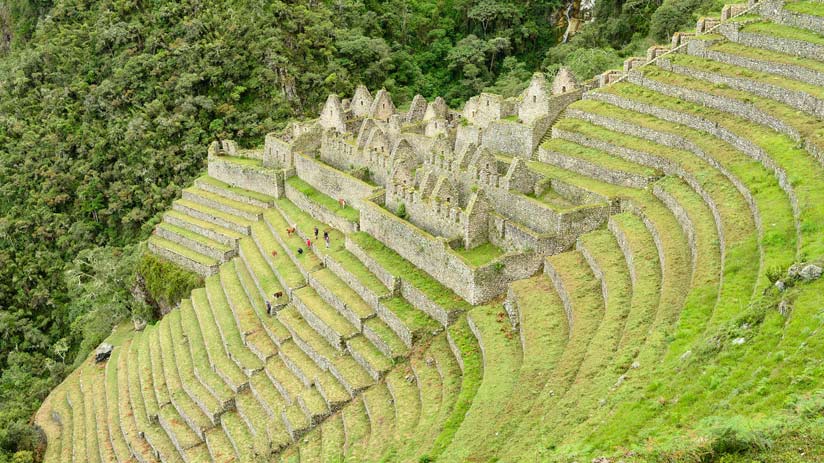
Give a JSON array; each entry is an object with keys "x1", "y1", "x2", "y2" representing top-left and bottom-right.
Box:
[
  {"x1": 698, "y1": 416, "x2": 773, "y2": 458},
  {"x1": 396, "y1": 202, "x2": 407, "y2": 219},
  {"x1": 135, "y1": 251, "x2": 203, "y2": 314}
]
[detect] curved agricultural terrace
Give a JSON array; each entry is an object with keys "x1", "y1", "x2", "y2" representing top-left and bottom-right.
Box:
[{"x1": 35, "y1": 0, "x2": 824, "y2": 461}]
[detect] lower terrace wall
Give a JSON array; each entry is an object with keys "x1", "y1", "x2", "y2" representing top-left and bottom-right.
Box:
[
  {"x1": 359, "y1": 200, "x2": 541, "y2": 305},
  {"x1": 207, "y1": 156, "x2": 285, "y2": 198},
  {"x1": 293, "y1": 153, "x2": 381, "y2": 209}
]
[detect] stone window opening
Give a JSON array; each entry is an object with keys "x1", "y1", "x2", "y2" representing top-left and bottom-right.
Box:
[
  {"x1": 532, "y1": 95, "x2": 536, "y2": 103},
  {"x1": 562, "y1": 86, "x2": 566, "y2": 92}
]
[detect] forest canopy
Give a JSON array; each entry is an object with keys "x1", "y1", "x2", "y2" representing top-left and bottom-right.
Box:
[{"x1": 0, "y1": 0, "x2": 722, "y2": 460}]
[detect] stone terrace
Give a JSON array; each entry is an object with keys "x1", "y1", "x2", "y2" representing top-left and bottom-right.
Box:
[{"x1": 35, "y1": 1, "x2": 824, "y2": 461}]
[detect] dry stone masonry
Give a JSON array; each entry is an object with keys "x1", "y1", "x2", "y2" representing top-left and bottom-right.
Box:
[{"x1": 34, "y1": 2, "x2": 824, "y2": 462}]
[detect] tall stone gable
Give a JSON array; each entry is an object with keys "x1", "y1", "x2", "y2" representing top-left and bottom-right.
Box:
[
  {"x1": 369, "y1": 89, "x2": 396, "y2": 121},
  {"x1": 518, "y1": 73, "x2": 550, "y2": 125},
  {"x1": 320, "y1": 94, "x2": 347, "y2": 133},
  {"x1": 551, "y1": 67, "x2": 578, "y2": 95},
  {"x1": 351, "y1": 85, "x2": 373, "y2": 118},
  {"x1": 405, "y1": 94, "x2": 428, "y2": 123},
  {"x1": 424, "y1": 97, "x2": 448, "y2": 122}
]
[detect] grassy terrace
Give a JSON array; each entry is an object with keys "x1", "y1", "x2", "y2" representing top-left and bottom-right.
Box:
[
  {"x1": 452, "y1": 242, "x2": 505, "y2": 266},
  {"x1": 568, "y1": 98, "x2": 793, "y2": 277},
  {"x1": 665, "y1": 51, "x2": 824, "y2": 101},
  {"x1": 205, "y1": 275, "x2": 264, "y2": 372},
  {"x1": 602, "y1": 82, "x2": 824, "y2": 258},
  {"x1": 784, "y1": 0, "x2": 824, "y2": 16},
  {"x1": 363, "y1": 383, "x2": 397, "y2": 459},
  {"x1": 439, "y1": 308, "x2": 522, "y2": 462},
  {"x1": 212, "y1": 153, "x2": 263, "y2": 167},
  {"x1": 196, "y1": 175, "x2": 275, "y2": 205},
  {"x1": 286, "y1": 176, "x2": 360, "y2": 222},
  {"x1": 185, "y1": 187, "x2": 263, "y2": 217},
  {"x1": 708, "y1": 40, "x2": 824, "y2": 74},
  {"x1": 157, "y1": 222, "x2": 232, "y2": 252},
  {"x1": 149, "y1": 235, "x2": 217, "y2": 266},
  {"x1": 178, "y1": 300, "x2": 235, "y2": 405},
  {"x1": 742, "y1": 20, "x2": 824, "y2": 45},
  {"x1": 386, "y1": 366, "x2": 421, "y2": 441},
  {"x1": 424, "y1": 318, "x2": 483, "y2": 460},
  {"x1": 319, "y1": 413, "x2": 345, "y2": 461},
  {"x1": 350, "y1": 231, "x2": 473, "y2": 313},
  {"x1": 542, "y1": 137, "x2": 661, "y2": 178}
]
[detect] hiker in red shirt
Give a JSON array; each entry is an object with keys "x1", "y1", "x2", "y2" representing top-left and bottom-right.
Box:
[{"x1": 306, "y1": 238, "x2": 312, "y2": 248}]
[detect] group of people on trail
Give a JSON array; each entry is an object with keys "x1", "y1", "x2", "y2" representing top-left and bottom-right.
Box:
[
  {"x1": 276, "y1": 223, "x2": 334, "y2": 260},
  {"x1": 263, "y1": 223, "x2": 338, "y2": 316}
]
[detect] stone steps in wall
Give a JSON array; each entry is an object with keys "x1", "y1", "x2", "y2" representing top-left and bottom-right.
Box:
[
  {"x1": 539, "y1": 137, "x2": 662, "y2": 188},
  {"x1": 195, "y1": 175, "x2": 276, "y2": 208},
  {"x1": 182, "y1": 187, "x2": 264, "y2": 222},
  {"x1": 148, "y1": 236, "x2": 219, "y2": 277}
]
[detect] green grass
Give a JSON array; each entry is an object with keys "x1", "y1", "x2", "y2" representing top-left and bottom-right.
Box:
[
  {"x1": 603, "y1": 82, "x2": 824, "y2": 259},
  {"x1": 784, "y1": 0, "x2": 824, "y2": 16},
  {"x1": 185, "y1": 187, "x2": 263, "y2": 216},
  {"x1": 439, "y1": 307, "x2": 523, "y2": 462},
  {"x1": 427, "y1": 317, "x2": 483, "y2": 459},
  {"x1": 294, "y1": 286, "x2": 359, "y2": 339},
  {"x1": 709, "y1": 40, "x2": 824, "y2": 74},
  {"x1": 148, "y1": 235, "x2": 217, "y2": 266},
  {"x1": 156, "y1": 221, "x2": 232, "y2": 252},
  {"x1": 452, "y1": 242, "x2": 505, "y2": 266},
  {"x1": 214, "y1": 153, "x2": 263, "y2": 167},
  {"x1": 196, "y1": 175, "x2": 275, "y2": 204},
  {"x1": 205, "y1": 275, "x2": 264, "y2": 372},
  {"x1": 742, "y1": 20, "x2": 824, "y2": 46},
  {"x1": 569, "y1": 97, "x2": 796, "y2": 274},
  {"x1": 286, "y1": 176, "x2": 360, "y2": 222},
  {"x1": 542, "y1": 138, "x2": 662, "y2": 178}
]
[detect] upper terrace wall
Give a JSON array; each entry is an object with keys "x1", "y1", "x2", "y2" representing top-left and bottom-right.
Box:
[{"x1": 293, "y1": 153, "x2": 380, "y2": 209}]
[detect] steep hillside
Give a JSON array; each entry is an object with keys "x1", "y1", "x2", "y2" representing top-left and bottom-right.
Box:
[{"x1": 32, "y1": 0, "x2": 824, "y2": 461}]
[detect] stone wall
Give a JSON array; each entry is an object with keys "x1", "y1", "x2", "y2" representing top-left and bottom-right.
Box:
[
  {"x1": 207, "y1": 156, "x2": 285, "y2": 198},
  {"x1": 284, "y1": 181, "x2": 359, "y2": 234},
  {"x1": 718, "y1": 21, "x2": 824, "y2": 61},
  {"x1": 293, "y1": 153, "x2": 380, "y2": 209},
  {"x1": 264, "y1": 134, "x2": 293, "y2": 168}
]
